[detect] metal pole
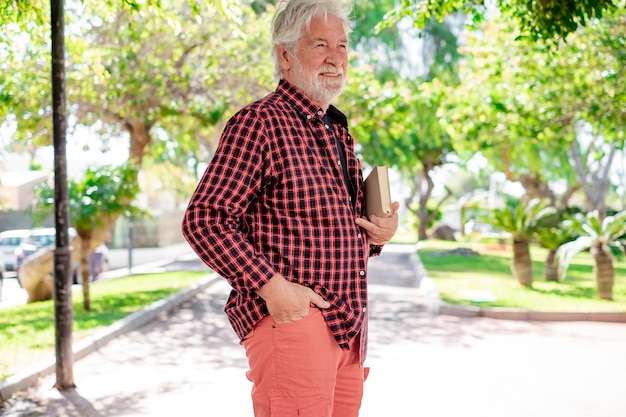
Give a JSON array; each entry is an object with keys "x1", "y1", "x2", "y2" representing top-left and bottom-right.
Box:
[{"x1": 127, "y1": 216, "x2": 134, "y2": 273}]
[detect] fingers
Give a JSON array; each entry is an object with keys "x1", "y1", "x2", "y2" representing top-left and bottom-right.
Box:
[
  {"x1": 264, "y1": 281, "x2": 331, "y2": 324},
  {"x1": 355, "y1": 201, "x2": 400, "y2": 245},
  {"x1": 310, "y1": 290, "x2": 331, "y2": 309}
]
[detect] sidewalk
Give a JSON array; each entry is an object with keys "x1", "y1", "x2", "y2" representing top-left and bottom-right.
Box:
[{"x1": 1, "y1": 244, "x2": 626, "y2": 416}]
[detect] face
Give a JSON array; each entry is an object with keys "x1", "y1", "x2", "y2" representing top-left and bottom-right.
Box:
[{"x1": 278, "y1": 15, "x2": 349, "y2": 109}]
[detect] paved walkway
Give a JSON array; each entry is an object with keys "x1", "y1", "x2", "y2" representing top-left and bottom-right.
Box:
[{"x1": 1, "y1": 244, "x2": 626, "y2": 416}]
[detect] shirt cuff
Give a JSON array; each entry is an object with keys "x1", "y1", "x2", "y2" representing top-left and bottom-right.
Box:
[{"x1": 369, "y1": 243, "x2": 384, "y2": 257}]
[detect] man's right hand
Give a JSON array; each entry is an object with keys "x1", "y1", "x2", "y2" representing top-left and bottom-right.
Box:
[{"x1": 256, "y1": 273, "x2": 330, "y2": 325}]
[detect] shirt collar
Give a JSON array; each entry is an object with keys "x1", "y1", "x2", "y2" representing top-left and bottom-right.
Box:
[{"x1": 277, "y1": 79, "x2": 348, "y2": 128}]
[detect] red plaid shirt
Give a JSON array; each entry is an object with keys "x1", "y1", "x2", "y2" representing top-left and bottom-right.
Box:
[{"x1": 182, "y1": 80, "x2": 379, "y2": 359}]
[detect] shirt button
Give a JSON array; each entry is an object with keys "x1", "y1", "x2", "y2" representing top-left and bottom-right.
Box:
[
  {"x1": 338, "y1": 160, "x2": 342, "y2": 166},
  {"x1": 317, "y1": 110, "x2": 323, "y2": 116},
  {"x1": 359, "y1": 270, "x2": 365, "y2": 276},
  {"x1": 363, "y1": 307, "x2": 367, "y2": 312},
  {"x1": 357, "y1": 233, "x2": 362, "y2": 239},
  {"x1": 325, "y1": 124, "x2": 330, "y2": 129}
]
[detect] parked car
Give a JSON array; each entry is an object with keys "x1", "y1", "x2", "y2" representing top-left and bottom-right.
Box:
[
  {"x1": 15, "y1": 227, "x2": 64, "y2": 272},
  {"x1": 15, "y1": 227, "x2": 110, "y2": 283},
  {"x1": 0, "y1": 229, "x2": 31, "y2": 271},
  {"x1": 0, "y1": 258, "x2": 6, "y2": 300}
]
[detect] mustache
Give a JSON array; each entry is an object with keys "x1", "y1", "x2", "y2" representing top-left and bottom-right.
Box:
[{"x1": 317, "y1": 65, "x2": 344, "y2": 76}]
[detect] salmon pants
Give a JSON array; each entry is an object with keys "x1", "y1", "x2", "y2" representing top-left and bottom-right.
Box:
[{"x1": 241, "y1": 307, "x2": 369, "y2": 417}]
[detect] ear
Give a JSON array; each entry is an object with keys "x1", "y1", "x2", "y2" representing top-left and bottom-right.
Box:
[{"x1": 277, "y1": 45, "x2": 292, "y2": 73}]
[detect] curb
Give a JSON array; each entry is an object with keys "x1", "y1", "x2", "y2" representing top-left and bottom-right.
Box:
[
  {"x1": 439, "y1": 302, "x2": 626, "y2": 323},
  {"x1": 0, "y1": 273, "x2": 219, "y2": 403}
]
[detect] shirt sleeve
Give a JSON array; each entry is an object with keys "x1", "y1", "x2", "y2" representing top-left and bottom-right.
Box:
[
  {"x1": 181, "y1": 109, "x2": 277, "y2": 294},
  {"x1": 369, "y1": 243, "x2": 384, "y2": 257}
]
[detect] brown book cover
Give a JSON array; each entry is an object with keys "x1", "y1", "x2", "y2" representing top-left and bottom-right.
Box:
[{"x1": 364, "y1": 166, "x2": 393, "y2": 218}]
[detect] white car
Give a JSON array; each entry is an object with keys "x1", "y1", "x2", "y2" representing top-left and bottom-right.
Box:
[
  {"x1": 0, "y1": 229, "x2": 31, "y2": 271},
  {"x1": 0, "y1": 257, "x2": 6, "y2": 300},
  {"x1": 15, "y1": 227, "x2": 109, "y2": 282}
]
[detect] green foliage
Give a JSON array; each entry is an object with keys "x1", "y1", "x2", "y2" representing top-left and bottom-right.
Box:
[
  {"x1": 439, "y1": 17, "x2": 575, "y2": 172},
  {"x1": 0, "y1": 0, "x2": 46, "y2": 26},
  {"x1": 535, "y1": 226, "x2": 575, "y2": 251},
  {"x1": 421, "y1": 17, "x2": 462, "y2": 83},
  {"x1": 343, "y1": 73, "x2": 454, "y2": 176},
  {"x1": 557, "y1": 210, "x2": 626, "y2": 280},
  {"x1": 31, "y1": 162, "x2": 143, "y2": 232},
  {"x1": 377, "y1": 0, "x2": 619, "y2": 44},
  {"x1": 438, "y1": 8, "x2": 625, "y2": 214},
  {"x1": 501, "y1": 0, "x2": 617, "y2": 42},
  {"x1": 479, "y1": 198, "x2": 558, "y2": 241},
  {"x1": 351, "y1": 0, "x2": 403, "y2": 68},
  {"x1": 2, "y1": 0, "x2": 273, "y2": 170}
]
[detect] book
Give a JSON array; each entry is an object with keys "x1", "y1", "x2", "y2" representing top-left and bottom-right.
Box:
[{"x1": 363, "y1": 166, "x2": 393, "y2": 218}]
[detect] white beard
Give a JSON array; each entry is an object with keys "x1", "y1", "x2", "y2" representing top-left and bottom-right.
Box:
[{"x1": 291, "y1": 59, "x2": 346, "y2": 106}]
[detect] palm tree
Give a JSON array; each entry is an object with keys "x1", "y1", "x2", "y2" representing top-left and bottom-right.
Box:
[
  {"x1": 556, "y1": 210, "x2": 626, "y2": 300},
  {"x1": 534, "y1": 226, "x2": 574, "y2": 282},
  {"x1": 30, "y1": 162, "x2": 142, "y2": 309},
  {"x1": 480, "y1": 198, "x2": 557, "y2": 287}
]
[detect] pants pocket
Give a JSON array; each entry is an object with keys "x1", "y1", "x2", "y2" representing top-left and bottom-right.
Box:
[{"x1": 270, "y1": 393, "x2": 328, "y2": 417}]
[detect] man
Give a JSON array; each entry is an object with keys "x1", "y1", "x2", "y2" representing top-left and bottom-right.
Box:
[{"x1": 182, "y1": 0, "x2": 399, "y2": 415}]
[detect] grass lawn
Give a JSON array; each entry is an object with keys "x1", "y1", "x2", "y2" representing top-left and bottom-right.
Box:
[
  {"x1": 0, "y1": 271, "x2": 208, "y2": 381},
  {"x1": 418, "y1": 239, "x2": 626, "y2": 312}
]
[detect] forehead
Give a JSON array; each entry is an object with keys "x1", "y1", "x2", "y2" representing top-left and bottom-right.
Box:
[{"x1": 301, "y1": 15, "x2": 348, "y2": 41}]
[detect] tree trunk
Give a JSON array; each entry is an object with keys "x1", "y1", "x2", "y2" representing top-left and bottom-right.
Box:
[
  {"x1": 511, "y1": 238, "x2": 533, "y2": 287},
  {"x1": 51, "y1": 0, "x2": 74, "y2": 391},
  {"x1": 127, "y1": 119, "x2": 153, "y2": 164},
  {"x1": 75, "y1": 218, "x2": 119, "y2": 310},
  {"x1": 591, "y1": 243, "x2": 614, "y2": 300},
  {"x1": 416, "y1": 166, "x2": 440, "y2": 241},
  {"x1": 519, "y1": 174, "x2": 556, "y2": 206},
  {"x1": 79, "y1": 234, "x2": 92, "y2": 311},
  {"x1": 544, "y1": 248, "x2": 559, "y2": 282}
]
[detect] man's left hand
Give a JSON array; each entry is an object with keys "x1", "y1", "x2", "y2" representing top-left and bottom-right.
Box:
[{"x1": 355, "y1": 201, "x2": 400, "y2": 245}]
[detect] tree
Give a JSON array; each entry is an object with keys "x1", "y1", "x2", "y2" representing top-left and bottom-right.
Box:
[
  {"x1": 30, "y1": 163, "x2": 142, "y2": 310},
  {"x1": 440, "y1": 8, "x2": 625, "y2": 216},
  {"x1": 342, "y1": 71, "x2": 455, "y2": 240},
  {"x1": 439, "y1": 17, "x2": 577, "y2": 206},
  {"x1": 379, "y1": 0, "x2": 618, "y2": 44},
  {"x1": 66, "y1": 0, "x2": 272, "y2": 166},
  {"x1": 2, "y1": 1, "x2": 273, "y2": 168},
  {"x1": 342, "y1": 10, "x2": 462, "y2": 241},
  {"x1": 543, "y1": 6, "x2": 626, "y2": 217},
  {"x1": 479, "y1": 198, "x2": 557, "y2": 287},
  {"x1": 557, "y1": 210, "x2": 626, "y2": 300},
  {"x1": 534, "y1": 225, "x2": 574, "y2": 282}
]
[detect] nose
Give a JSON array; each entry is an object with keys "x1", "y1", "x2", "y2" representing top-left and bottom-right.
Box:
[{"x1": 325, "y1": 46, "x2": 345, "y2": 65}]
